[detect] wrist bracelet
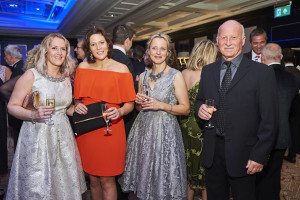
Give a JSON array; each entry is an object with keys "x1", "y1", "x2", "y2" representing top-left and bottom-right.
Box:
[
  {"x1": 170, "y1": 104, "x2": 172, "y2": 113},
  {"x1": 31, "y1": 111, "x2": 36, "y2": 124}
]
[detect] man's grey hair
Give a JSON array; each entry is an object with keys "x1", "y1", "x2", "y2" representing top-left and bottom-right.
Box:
[
  {"x1": 261, "y1": 43, "x2": 282, "y2": 62},
  {"x1": 4, "y1": 45, "x2": 23, "y2": 59}
]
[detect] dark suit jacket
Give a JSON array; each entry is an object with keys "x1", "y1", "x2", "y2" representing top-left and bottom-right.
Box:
[
  {"x1": 10, "y1": 60, "x2": 24, "y2": 79},
  {"x1": 112, "y1": 49, "x2": 134, "y2": 75},
  {"x1": 112, "y1": 48, "x2": 135, "y2": 137},
  {"x1": 271, "y1": 64, "x2": 298, "y2": 149},
  {"x1": 0, "y1": 60, "x2": 24, "y2": 101},
  {"x1": 195, "y1": 56, "x2": 278, "y2": 177},
  {"x1": 244, "y1": 51, "x2": 252, "y2": 60}
]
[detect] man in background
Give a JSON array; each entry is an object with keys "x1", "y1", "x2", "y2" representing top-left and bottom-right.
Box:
[
  {"x1": 0, "y1": 45, "x2": 25, "y2": 148},
  {"x1": 112, "y1": 24, "x2": 135, "y2": 75},
  {"x1": 74, "y1": 37, "x2": 87, "y2": 62},
  {"x1": 244, "y1": 28, "x2": 267, "y2": 63},
  {"x1": 283, "y1": 48, "x2": 300, "y2": 163},
  {"x1": 257, "y1": 43, "x2": 298, "y2": 200},
  {"x1": 112, "y1": 24, "x2": 136, "y2": 200}
]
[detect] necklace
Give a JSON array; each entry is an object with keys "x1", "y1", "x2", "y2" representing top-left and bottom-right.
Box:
[
  {"x1": 149, "y1": 64, "x2": 167, "y2": 82},
  {"x1": 42, "y1": 73, "x2": 65, "y2": 82}
]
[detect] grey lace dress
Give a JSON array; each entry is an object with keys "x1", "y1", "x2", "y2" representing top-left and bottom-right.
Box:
[
  {"x1": 6, "y1": 68, "x2": 86, "y2": 200},
  {"x1": 119, "y1": 68, "x2": 187, "y2": 200}
]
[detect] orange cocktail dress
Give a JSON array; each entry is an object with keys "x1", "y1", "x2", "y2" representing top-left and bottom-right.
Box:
[{"x1": 74, "y1": 68, "x2": 135, "y2": 176}]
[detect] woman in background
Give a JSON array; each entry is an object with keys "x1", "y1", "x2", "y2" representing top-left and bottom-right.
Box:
[
  {"x1": 180, "y1": 40, "x2": 218, "y2": 200},
  {"x1": 74, "y1": 26, "x2": 135, "y2": 200},
  {"x1": 6, "y1": 33, "x2": 86, "y2": 199},
  {"x1": 119, "y1": 32, "x2": 190, "y2": 200}
]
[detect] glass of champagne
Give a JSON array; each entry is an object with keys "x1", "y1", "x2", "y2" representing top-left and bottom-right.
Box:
[
  {"x1": 45, "y1": 93, "x2": 55, "y2": 125},
  {"x1": 141, "y1": 84, "x2": 149, "y2": 96},
  {"x1": 102, "y1": 104, "x2": 112, "y2": 136},
  {"x1": 205, "y1": 99, "x2": 214, "y2": 128}
]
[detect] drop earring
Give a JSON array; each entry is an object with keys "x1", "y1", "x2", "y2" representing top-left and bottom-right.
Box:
[{"x1": 90, "y1": 53, "x2": 94, "y2": 60}]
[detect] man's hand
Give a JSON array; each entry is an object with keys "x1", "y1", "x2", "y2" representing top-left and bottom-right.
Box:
[
  {"x1": 246, "y1": 160, "x2": 263, "y2": 175},
  {"x1": 198, "y1": 104, "x2": 216, "y2": 120}
]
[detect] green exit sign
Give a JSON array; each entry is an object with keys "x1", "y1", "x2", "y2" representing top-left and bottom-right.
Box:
[{"x1": 274, "y1": 5, "x2": 291, "y2": 18}]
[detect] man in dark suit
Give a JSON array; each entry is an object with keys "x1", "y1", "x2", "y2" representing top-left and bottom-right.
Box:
[
  {"x1": 0, "y1": 45, "x2": 25, "y2": 100},
  {"x1": 244, "y1": 28, "x2": 267, "y2": 63},
  {"x1": 0, "y1": 45, "x2": 24, "y2": 148},
  {"x1": 256, "y1": 43, "x2": 298, "y2": 200},
  {"x1": 112, "y1": 24, "x2": 135, "y2": 200},
  {"x1": 282, "y1": 48, "x2": 300, "y2": 163},
  {"x1": 195, "y1": 20, "x2": 277, "y2": 200},
  {"x1": 112, "y1": 24, "x2": 135, "y2": 75}
]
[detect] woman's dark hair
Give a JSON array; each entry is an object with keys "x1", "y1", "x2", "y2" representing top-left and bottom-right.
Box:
[{"x1": 84, "y1": 26, "x2": 113, "y2": 63}]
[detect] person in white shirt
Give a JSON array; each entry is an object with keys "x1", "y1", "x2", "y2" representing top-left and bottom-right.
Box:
[{"x1": 244, "y1": 28, "x2": 267, "y2": 63}]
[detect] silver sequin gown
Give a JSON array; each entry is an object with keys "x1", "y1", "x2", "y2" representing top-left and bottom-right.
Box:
[
  {"x1": 119, "y1": 68, "x2": 187, "y2": 200},
  {"x1": 6, "y1": 68, "x2": 86, "y2": 200}
]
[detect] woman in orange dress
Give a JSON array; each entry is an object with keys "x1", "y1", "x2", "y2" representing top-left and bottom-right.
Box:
[{"x1": 74, "y1": 26, "x2": 135, "y2": 200}]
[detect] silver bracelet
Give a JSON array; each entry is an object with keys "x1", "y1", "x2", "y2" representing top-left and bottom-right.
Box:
[{"x1": 170, "y1": 104, "x2": 172, "y2": 113}]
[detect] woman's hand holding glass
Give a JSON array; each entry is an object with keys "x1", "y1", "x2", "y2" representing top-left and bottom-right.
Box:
[
  {"x1": 140, "y1": 96, "x2": 161, "y2": 111},
  {"x1": 32, "y1": 106, "x2": 55, "y2": 121}
]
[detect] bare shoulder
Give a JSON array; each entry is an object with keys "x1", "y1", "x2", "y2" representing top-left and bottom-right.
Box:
[
  {"x1": 109, "y1": 60, "x2": 130, "y2": 73},
  {"x1": 78, "y1": 61, "x2": 89, "y2": 69},
  {"x1": 22, "y1": 69, "x2": 35, "y2": 81},
  {"x1": 14, "y1": 69, "x2": 34, "y2": 91},
  {"x1": 174, "y1": 69, "x2": 184, "y2": 82}
]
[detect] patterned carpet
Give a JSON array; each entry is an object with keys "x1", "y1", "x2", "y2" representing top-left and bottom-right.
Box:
[{"x1": 280, "y1": 154, "x2": 300, "y2": 200}]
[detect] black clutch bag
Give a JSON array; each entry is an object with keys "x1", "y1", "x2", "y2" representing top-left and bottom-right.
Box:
[{"x1": 72, "y1": 101, "x2": 111, "y2": 136}]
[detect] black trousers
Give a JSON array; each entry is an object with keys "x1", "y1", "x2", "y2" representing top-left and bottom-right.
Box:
[
  {"x1": 256, "y1": 149, "x2": 285, "y2": 200},
  {"x1": 205, "y1": 136, "x2": 256, "y2": 200}
]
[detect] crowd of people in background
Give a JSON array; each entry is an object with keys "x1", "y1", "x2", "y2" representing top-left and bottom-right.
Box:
[{"x1": 0, "y1": 19, "x2": 300, "y2": 200}]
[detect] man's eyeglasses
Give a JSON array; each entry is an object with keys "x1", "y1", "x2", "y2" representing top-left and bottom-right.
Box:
[{"x1": 75, "y1": 46, "x2": 83, "y2": 49}]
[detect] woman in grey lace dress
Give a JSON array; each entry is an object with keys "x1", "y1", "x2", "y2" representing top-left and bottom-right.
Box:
[
  {"x1": 6, "y1": 33, "x2": 86, "y2": 200},
  {"x1": 119, "y1": 32, "x2": 190, "y2": 200}
]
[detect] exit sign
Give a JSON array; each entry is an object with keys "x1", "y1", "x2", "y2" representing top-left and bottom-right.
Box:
[{"x1": 274, "y1": 5, "x2": 291, "y2": 18}]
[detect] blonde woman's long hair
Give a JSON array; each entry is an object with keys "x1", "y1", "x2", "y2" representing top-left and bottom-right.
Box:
[
  {"x1": 25, "y1": 45, "x2": 40, "y2": 70},
  {"x1": 186, "y1": 40, "x2": 218, "y2": 71},
  {"x1": 33, "y1": 33, "x2": 73, "y2": 77}
]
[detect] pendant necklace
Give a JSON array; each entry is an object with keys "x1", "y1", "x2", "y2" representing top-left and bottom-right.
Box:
[{"x1": 149, "y1": 64, "x2": 167, "y2": 82}]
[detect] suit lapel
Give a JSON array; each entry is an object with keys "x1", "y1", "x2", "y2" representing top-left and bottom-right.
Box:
[
  {"x1": 213, "y1": 60, "x2": 221, "y2": 91},
  {"x1": 228, "y1": 57, "x2": 251, "y2": 91}
]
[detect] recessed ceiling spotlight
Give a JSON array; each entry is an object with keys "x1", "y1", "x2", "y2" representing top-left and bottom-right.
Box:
[
  {"x1": 110, "y1": 14, "x2": 117, "y2": 17},
  {"x1": 36, "y1": 8, "x2": 40, "y2": 11},
  {"x1": 9, "y1": 4, "x2": 18, "y2": 8}
]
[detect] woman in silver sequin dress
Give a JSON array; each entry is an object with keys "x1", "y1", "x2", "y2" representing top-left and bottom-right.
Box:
[
  {"x1": 6, "y1": 33, "x2": 86, "y2": 200},
  {"x1": 119, "y1": 32, "x2": 190, "y2": 200}
]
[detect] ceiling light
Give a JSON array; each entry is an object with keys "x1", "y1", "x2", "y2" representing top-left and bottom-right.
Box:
[{"x1": 9, "y1": 4, "x2": 18, "y2": 8}]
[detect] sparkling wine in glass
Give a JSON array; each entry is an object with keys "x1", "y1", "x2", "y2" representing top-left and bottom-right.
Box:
[
  {"x1": 141, "y1": 84, "x2": 149, "y2": 96},
  {"x1": 102, "y1": 104, "x2": 112, "y2": 136},
  {"x1": 45, "y1": 93, "x2": 55, "y2": 125},
  {"x1": 205, "y1": 99, "x2": 214, "y2": 128}
]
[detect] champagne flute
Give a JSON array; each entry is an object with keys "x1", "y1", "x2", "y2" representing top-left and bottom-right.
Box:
[
  {"x1": 45, "y1": 93, "x2": 55, "y2": 125},
  {"x1": 205, "y1": 99, "x2": 214, "y2": 128},
  {"x1": 102, "y1": 104, "x2": 112, "y2": 136},
  {"x1": 141, "y1": 84, "x2": 149, "y2": 96}
]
